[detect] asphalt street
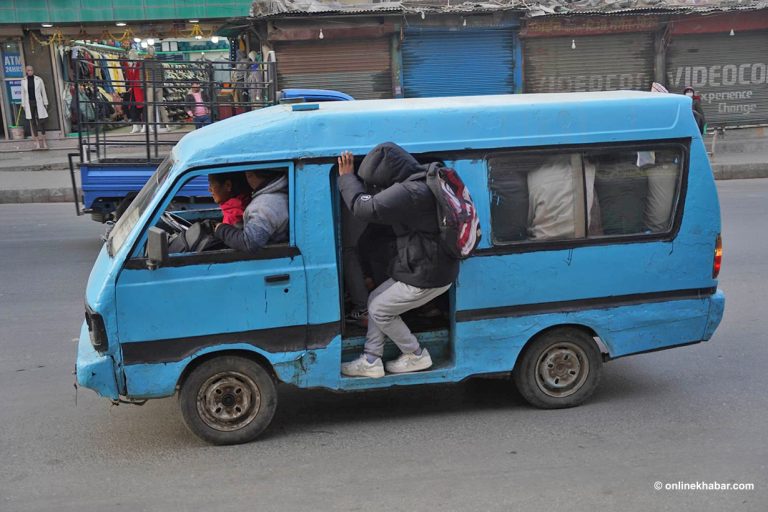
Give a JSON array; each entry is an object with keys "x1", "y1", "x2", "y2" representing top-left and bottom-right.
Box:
[{"x1": 0, "y1": 180, "x2": 765, "y2": 511}]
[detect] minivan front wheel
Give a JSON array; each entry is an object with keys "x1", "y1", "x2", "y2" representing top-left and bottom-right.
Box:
[
  {"x1": 513, "y1": 328, "x2": 602, "y2": 409},
  {"x1": 179, "y1": 356, "x2": 277, "y2": 445}
]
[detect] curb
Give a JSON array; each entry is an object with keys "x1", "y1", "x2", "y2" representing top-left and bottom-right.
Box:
[
  {"x1": 0, "y1": 187, "x2": 76, "y2": 204},
  {"x1": 711, "y1": 164, "x2": 768, "y2": 180},
  {"x1": 0, "y1": 164, "x2": 72, "y2": 173}
]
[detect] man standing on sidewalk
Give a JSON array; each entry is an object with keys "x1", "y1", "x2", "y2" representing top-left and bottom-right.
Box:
[
  {"x1": 337, "y1": 143, "x2": 459, "y2": 378},
  {"x1": 20, "y1": 65, "x2": 49, "y2": 149},
  {"x1": 144, "y1": 46, "x2": 170, "y2": 132}
]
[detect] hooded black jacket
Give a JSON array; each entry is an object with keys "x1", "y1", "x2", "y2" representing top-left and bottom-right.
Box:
[{"x1": 338, "y1": 142, "x2": 459, "y2": 288}]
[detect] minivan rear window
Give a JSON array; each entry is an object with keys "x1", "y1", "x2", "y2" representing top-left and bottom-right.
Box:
[{"x1": 488, "y1": 144, "x2": 684, "y2": 245}]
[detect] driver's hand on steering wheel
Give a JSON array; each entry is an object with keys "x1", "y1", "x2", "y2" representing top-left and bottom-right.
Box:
[{"x1": 199, "y1": 219, "x2": 220, "y2": 236}]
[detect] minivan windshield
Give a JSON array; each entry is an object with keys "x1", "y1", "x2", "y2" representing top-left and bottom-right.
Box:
[{"x1": 107, "y1": 157, "x2": 173, "y2": 257}]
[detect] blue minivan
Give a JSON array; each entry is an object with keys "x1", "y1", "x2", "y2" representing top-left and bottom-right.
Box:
[{"x1": 76, "y1": 92, "x2": 725, "y2": 444}]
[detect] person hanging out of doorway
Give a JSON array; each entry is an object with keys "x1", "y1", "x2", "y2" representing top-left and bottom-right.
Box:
[
  {"x1": 337, "y1": 143, "x2": 459, "y2": 378},
  {"x1": 20, "y1": 65, "x2": 49, "y2": 149}
]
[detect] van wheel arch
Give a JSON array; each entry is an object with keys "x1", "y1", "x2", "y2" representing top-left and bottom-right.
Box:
[
  {"x1": 176, "y1": 349, "x2": 277, "y2": 392},
  {"x1": 513, "y1": 325, "x2": 605, "y2": 409},
  {"x1": 525, "y1": 324, "x2": 608, "y2": 356}
]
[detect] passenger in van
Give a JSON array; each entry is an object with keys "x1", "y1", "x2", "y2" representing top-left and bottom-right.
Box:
[
  {"x1": 212, "y1": 170, "x2": 289, "y2": 253},
  {"x1": 207, "y1": 172, "x2": 251, "y2": 227},
  {"x1": 358, "y1": 223, "x2": 397, "y2": 287},
  {"x1": 337, "y1": 143, "x2": 459, "y2": 378},
  {"x1": 342, "y1": 203, "x2": 370, "y2": 327},
  {"x1": 527, "y1": 154, "x2": 596, "y2": 240}
]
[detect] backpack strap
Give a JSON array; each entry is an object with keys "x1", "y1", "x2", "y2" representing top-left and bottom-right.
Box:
[
  {"x1": 405, "y1": 162, "x2": 441, "y2": 182},
  {"x1": 405, "y1": 171, "x2": 427, "y2": 182}
]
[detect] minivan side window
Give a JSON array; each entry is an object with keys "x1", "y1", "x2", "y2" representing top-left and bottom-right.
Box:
[
  {"x1": 126, "y1": 165, "x2": 294, "y2": 265},
  {"x1": 488, "y1": 144, "x2": 684, "y2": 245}
]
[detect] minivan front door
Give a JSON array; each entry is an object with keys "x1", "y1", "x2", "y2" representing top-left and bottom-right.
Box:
[
  {"x1": 114, "y1": 162, "x2": 308, "y2": 366},
  {"x1": 115, "y1": 247, "x2": 308, "y2": 364}
]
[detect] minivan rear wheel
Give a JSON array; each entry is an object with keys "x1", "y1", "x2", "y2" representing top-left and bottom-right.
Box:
[
  {"x1": 179, "y1": 356, "x2": 277, "y2": 445},
  {"x1": 513, "y1": 328, "x2": 602, "y2": 409}
]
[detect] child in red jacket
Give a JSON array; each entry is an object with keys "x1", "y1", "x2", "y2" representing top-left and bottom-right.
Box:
[{"x1": 208, "y1": 172, "x2": 251, "y2": 226}]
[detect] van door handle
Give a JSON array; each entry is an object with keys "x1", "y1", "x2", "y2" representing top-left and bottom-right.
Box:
[{"x1": 265, "y1": 274, "x2": 290, "y2": 283}]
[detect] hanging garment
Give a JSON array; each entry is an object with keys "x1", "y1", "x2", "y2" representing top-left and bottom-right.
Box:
[
  {"x1": 78, "y1": 88, "x2": 96, "y2": 122},
  {"x1": 98, "y1": 57, "x2": 114, "y2": 93},
  {"x1": 109, "y1": 58, "x2": 125, "y2": 93},
  {"x1": 124, "y1": 62, "x2": 145, "y2": 104},
  {"x1": 62, "y1": 84, "x2": 72, "y2": 120}
]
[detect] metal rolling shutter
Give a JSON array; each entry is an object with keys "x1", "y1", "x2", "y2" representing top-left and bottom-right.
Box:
[
  {"x1": 524, "y1": 33, "x2": 654, "y2": 93},
  {"x1": 666, "y1": 32, "x2": 768, "y2": 126},
  {"x1": 275, "y1": 38, "x2": 392, "y2": 100},
  {"x1": 401, "y1": 29, "x2": 517, "y2": 97}
]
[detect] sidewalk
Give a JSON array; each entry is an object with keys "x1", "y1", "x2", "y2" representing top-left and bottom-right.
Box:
[
  {"x1": 1, "y1": 129, "x2": 766, "y2": 205},
  {"x1": 0, "y1": 127, "x2": 184, "y2": 204}
]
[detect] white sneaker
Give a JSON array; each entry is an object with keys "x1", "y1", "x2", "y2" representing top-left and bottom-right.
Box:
[
  {"x1": 140, "y1": 125, "x2": 146, "y2": 133},
  {"x1": 385, "y1": 348, "x2": 433, "y2": 374},
  {"x1": 341, "y1": 354, "x2": 384, "y2": 378},
  {"x1": 130, "y1": 125, "x2": 140, "y2": 134}
]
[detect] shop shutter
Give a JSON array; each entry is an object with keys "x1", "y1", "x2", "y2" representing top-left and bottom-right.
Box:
[
  {"x1": 275, "y1": 38, "x2": 392, "y2": 100},
  {"x1": 524, "y1": 33, "x2": 654, "y2": 93},
  {"x1": 401, "y1": 29, "x2": 517, "y2": 97},
  {"x1": 666, "y1": 31, "x2": 768, "y2": 127}
]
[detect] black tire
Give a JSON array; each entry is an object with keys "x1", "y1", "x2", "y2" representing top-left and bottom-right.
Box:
[
  {"x1": 179, "y1": 356, "x2": 277, "y2": 445},
  {"x1": 513, "y1": 328, "x2": 602, "y2": 409}
]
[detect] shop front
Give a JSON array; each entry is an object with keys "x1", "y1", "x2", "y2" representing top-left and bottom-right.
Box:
[
  {"x1": 665, "y1": 12, "x2": 768, "y2": 127},
  {"x1": 32, "y1": 21, "x2": 257, "y2": 136},
  {"x1": 1, "y1": 29, "x2": 24, "y2": 140},
  {"x1": 269, "y1": 20, "x2": 397, "y2": 100},
  {"x1": 400, "y1": 16, "x2": 521, "y2": 98},
  {"x1": 522, "y1": 15, "x2": 659, "y2": 93}
]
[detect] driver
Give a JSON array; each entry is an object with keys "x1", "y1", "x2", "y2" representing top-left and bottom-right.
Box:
[{"x1": 212, "y1": 170, "x2": 288, "y2": 253}]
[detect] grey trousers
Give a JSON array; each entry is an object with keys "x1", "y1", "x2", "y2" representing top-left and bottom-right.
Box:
[
  {"x1": 146, "y1": 86, "x2": 169, "y2": 125},
  {"x1": 365, "y1": 278, "x2": 452, "y2": 358}
]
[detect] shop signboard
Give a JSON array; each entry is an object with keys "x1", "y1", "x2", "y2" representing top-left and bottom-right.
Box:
[
  {"x1": 3, "y1": 52, "x2": 22, "y2": 78},
  {"x1": 9, "y1": 80, "x2": 21, "y2": 103},
  {"x1": 666, "y1": 32, "x2": 768, "y2": 125}
]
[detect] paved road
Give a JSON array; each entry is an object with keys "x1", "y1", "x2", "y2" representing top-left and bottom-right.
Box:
[{"x1": 0, "y1": 181, "x2": 766, "y2": 511}]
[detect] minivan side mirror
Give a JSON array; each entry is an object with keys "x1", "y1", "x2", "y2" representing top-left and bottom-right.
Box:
[{"x1": 146, "y1": 227, "x2": 168, "y2": 270}]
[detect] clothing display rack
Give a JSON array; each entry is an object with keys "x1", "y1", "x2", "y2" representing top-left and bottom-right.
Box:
[
  {"x1": 161, "y1": 62, "x2": 209, "y2": 122},
  {"x1": 58, "y1": 44, "x2": 127, "y2": 129}
]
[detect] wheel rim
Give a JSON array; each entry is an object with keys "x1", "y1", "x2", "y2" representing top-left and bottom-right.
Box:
[
  {"x1": 534, "y1": 342, "x2": 590, "y2": 398},
  {"x1": 196, "y1": 371, "x2": 262, "y2": 432}
]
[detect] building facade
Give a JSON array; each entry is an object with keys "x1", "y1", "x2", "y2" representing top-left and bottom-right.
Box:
[
  {"x1": 252, "y1": 0, "x2": 768, "y2": 128},
  {"x1": 0, "y1": 0, "x2": 257, "y2": 139}
]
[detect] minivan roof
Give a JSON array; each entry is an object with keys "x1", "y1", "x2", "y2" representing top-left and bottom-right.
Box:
[{"x1": 172, "y1": 91, "x2": 694, "y2": 172}]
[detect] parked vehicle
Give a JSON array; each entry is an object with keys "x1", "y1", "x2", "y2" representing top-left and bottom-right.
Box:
[{"x1": 76, "y1": 92, "x2": 725, "y2": 444}]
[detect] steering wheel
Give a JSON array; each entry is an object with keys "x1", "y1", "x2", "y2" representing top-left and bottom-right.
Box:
[{"x1": 159, "y1": 211, "x2": 192, "y2": 234}]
